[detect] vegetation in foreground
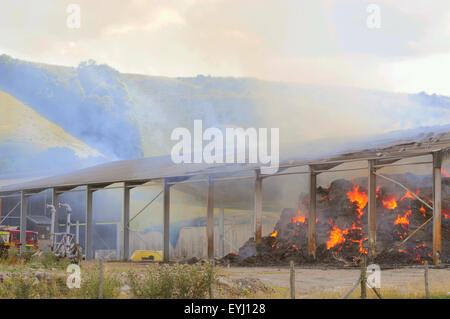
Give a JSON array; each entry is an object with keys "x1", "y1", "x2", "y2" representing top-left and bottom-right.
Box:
[
  {"x1": 0, "y1": 249, "x2": 447, "y2": 299},
  {"x1": 0, "y1": 249, "x2": 217, "y2": 299}
]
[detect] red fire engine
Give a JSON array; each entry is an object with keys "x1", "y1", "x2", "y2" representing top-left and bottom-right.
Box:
[{"x1": 0, "y1": 226, "x2": 39, "y2": 250}]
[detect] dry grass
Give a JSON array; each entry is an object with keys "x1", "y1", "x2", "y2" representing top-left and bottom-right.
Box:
[
  {"x1": 0, "y1": 258, "x2": 446, "y2": 299},
  {"x1": 308, "y1": 282, "x2": 450, "y2": 299},
  {"x1": 217, "y1": 289, "x2": 289, "y2": 299}
]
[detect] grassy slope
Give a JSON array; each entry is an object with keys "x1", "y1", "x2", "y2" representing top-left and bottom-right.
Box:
[{"x1": 0, "y1": 90, "x2": 102, "y2": 158}]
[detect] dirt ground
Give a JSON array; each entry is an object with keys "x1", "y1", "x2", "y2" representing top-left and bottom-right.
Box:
[{"x1": 221, "y1": 265, "x2": 450, "y2": 298}]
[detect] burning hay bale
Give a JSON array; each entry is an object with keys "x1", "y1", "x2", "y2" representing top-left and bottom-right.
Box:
[{"x1": 221, "y1": 175, "x2": 450, "y2": 266}]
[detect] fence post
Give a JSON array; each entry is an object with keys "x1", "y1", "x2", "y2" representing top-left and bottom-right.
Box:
[
  {"x1": 360, "y1": 256, "x2": 367, "y2": 299},
  {"x1": 98, "y1": 259, "x2": 103, "y2": 299},
  {"x1": 424, "y1": 261, "x2": 430, "y2": 299},
  {"x1": 290, "y1": 260, "x2": 295, "y2": 299},
  {"x1": 209, "y1": 260, "x2": 215, "y2": 299}
]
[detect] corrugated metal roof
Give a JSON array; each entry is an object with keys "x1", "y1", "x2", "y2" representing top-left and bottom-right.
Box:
[
  {"x1": 0, "y1": 176, "x2": 46, "y2": 187},
  {"x1": 0, "y1": 127, "x2": 449, "y2": 195}
]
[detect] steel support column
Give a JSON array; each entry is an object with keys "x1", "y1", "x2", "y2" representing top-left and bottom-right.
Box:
[
  {"x1": 51, "y1": 188, "x2": 59, "y2": 232},
  {"x1": 163, "y1": 180, "x2": 171, "y2": 262},
  {"x1": 20, "y1": 191, "x2": 28, "y2": 253},
  {"x1": 219, "y1": 207, "x2": 225, "y2": 257},
  {"x1": 432, "y1": 152, "x2": 442, "y2": 265},
  {"x1": 206, "y1": 177, "x2": 215, "y2": 259},
  {"x1": 85, "y1": 185, "x2": 94, "y2": 260},
  {"x1": 368, "y1": 160, "x2": 377, "y2": 260},
  {"x1": 116, "y1": 222, "x2": 121, "y2": 260},
  {"x1": 122, "y1": 182, "x2": 130, "y2": 260},
  {"x1": 254, "y1": 170, "x2": 263, "y2": 247},
  {"x1": 308, "y1": 169, "x2": 317, "y2": 258}
]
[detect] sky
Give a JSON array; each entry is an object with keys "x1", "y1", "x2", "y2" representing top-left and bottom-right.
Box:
[{"x1": 1, "y1": 0, "x2": 450, "y2": 95}]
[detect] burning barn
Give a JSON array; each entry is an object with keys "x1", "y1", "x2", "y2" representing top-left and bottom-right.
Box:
[
  {"x1": 226, "y1": 173, "x2": 450, "y2": 266},
  {"x1": 0, "y1": 128, "x2": 449, "y2": 267}
]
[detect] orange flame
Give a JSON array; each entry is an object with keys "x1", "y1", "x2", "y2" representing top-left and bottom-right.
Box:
[
  {"x1": 382, "y1": 196, "x2": 397, "y2": 210},
  {"x1": 326, "y1": 225, "x2": 346, "y2": 249},
  {"x1": 346, "y1": 185, "x2": 368, "y2": 217},
  {"x1": 394, "y1": 209, "x2": 411, "y2": 226},
  {"x1": 400, "y1": 190, "x2": 420, "y2": 201},
  {"x1": 292, "y1": 215, "x2": 306, "y2": 224},
  {"x1": 270, "y1": 230, "x2": 278, "y2": 238},
  {"x1": 326, "y1": 223, "x2": 367, "y2": 253},
  {"x1": 292, "y1": 205, "x2": 307, "y2": 224}
]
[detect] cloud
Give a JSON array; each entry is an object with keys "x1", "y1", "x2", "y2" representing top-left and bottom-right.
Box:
[
  {"x1": 103, "y1": 7, "x2": 185, "y2": 36},
  {"x1": 0, "y1": 0, "x2": 450, "y2": 95}
]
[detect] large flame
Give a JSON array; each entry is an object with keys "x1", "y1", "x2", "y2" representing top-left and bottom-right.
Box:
[
  {"x1": 326, "y1": 222, "x2": 367, "y2": 253},
  {"x1": 324, "y1": 185, "x2": 369, "y2": 254},
  {"x1": 268, "y1": 182, "x2": 434, "y2": 263},
  {"x1": 326, "y1": 224, "x2": 346, "y2": 249},
  {"x1": 346, "y1": 184, "x2": 368, "y2": 217},
  {"x1": 382, "y1": 195, "x2": 397, "y2": 210}
]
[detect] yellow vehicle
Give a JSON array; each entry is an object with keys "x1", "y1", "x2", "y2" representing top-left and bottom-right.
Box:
[{"x1": 130, "y1": 250, "x2": 163, "y2": 261}]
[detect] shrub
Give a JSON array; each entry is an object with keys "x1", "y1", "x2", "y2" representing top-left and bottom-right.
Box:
[
  {"x1": 0, "y1": 248, "x2": 73, "y2": 270},
  {"x1": 0, "y1": 247, "x2": 20, "y2": 265},
  {"x1": 69, "y1": 265, "x2": 121, "y2": 299},
  {"x1": 39, "y1": 252, "x2": 71, "y2": 269},
  {"x1": 0, "y1": 247, "x2": 37, "y2": 265},
  {"x1": 128, "y1": 265, "x2": 173, "y2": 299},
  {"x1": 1, "y1": 272, "x2": 38, "y2": 299},
  {"x1": 36, "y1": 277, "x2": 70, "y2": 299},
  {"x1": 128, "y1": 262, "x2": 216, "y2": 299}
]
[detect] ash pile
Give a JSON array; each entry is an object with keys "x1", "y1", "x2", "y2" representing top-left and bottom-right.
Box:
[{"x1": 220, "y1": 174, "x2": 450, "y2": 267}]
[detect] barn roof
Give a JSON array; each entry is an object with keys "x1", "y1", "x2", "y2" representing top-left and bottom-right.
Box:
[{"x1": 0, "y1": 126, "x2": 449, "y2": 196}]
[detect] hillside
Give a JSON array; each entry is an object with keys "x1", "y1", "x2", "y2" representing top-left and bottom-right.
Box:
[
  {"x1": 0, "y1": 90, "x2": 104, "y2": 175},
  {"x1": 0, "y1": 54, "x2": 449, "y2": 175}
]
